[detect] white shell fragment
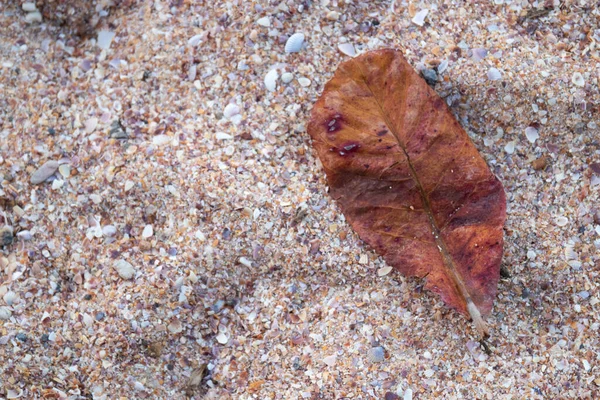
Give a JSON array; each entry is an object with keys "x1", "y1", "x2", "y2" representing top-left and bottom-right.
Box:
[
  {"x1": 411, "y1": 9, "x2": 429, "y2": 26},
  {"x1": 504, "y1": 141, "x2": 515, "y2": 154},
  {"x1": 285, "y1": 33, "x2": 305, "y2": 53},
  {"x1": 377, "y1": 266, "x2": 393, "y2": 276},
  {"x1": 256, "y1": 16, "x2": 271, "y2": 27},
  {"x1": 142, "y1": 224, "x2": 153, "y2": 238},
  {"x1": 572, "y1": 72, "x2": 585, "y2": 87},
  {"x1": 215, "y1": 132, "x2": 233, "y2": 140},
  {"x1": 31, "y1": 160, "x2": 59, "y2": 184},
  {"x1": 281, "y1": 72, "x2": 293, "y2": 83},
  {"x1": 97, "y1": 31, "x2": 116, "y2": 50},
  {"x1": 487, "y1": 68, "x2": 502, "y2": 81},
  {"x1": 338, "y1": 42, "x2": 356, "y2": 57},
  {"x1": 297, "y1": 77, "x2": 311, "y2": 87},
  {"x1": 223, "y1": 103, "x2": 240, "y2": 119},
  {"x1": 25, "y1": 11, "x2": 42, "y2": 23},
  {"x1": 525, "y1": 126, "x2": 539, "y2": 143},
  {"x1": 216, "y1": 332, "x2": 229, "y2": 344},
  {"x1": 264, "y1": 68, "x2": 279, "y2": 92},
  {"x1": 188, "y1": 34, "x2": 203, "y2": 46},
  {"x1": 555, "y1": 216, "x2": 569, "y2": 227},
  {"x1": 22, "y1": 2, "x2": 37, "y2": 11}
]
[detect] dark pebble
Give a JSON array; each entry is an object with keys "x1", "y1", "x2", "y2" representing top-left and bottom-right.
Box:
[
  {"x1": 421, "y1": 68, "x2": 438, "y2": 86},
  {"x1": 48, "y1": 127, "x2": 56, "y2": 135},
  {"x1": 84, "y1": 294, "x2": 92, "y2": 300},
  {"x1": 385, "y1": 393, "x2": 400, "y2": 400},
  {"x1": 0, "y1": 227, "x2": 13, "y2": 247},
  {"x1": 40, "y1": 333, "x2": 49, "y2": 343},
  {"x1": 16, "y1": 333, "x2": 27, "y2": 342},
  {"x1": 95, "y1": 312, "x2": 106, "y2": 321}
]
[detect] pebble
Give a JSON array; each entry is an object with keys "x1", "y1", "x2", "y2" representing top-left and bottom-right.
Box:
[
  {"x1": 527, "y1": 250, "x2": 537, "y2": 260},
  {"x1": 110, "y1": 120, "x2": 127, "y2": 139},
  {"x1": 113, "y1": 259, "x2": 136, "y2": 280},
  {"x1": 572, "y1": 72, "x2": 585, "y2": 87},
  {"x1": 298, "y1": 77, "x2": 311, "y2": 87},
  {"x1": 421, "y1": 68, "x2": 438, "y2": 86},
  {"x1": 152, "y1": 135, "x2": 171, "y2": 146},
  {"x1": 367, "y1": 346, "x2": 386, "y2": 363},
  {"x1": 579, "y1": 291, "x2": 590, "y2": 300},
  {"x1": 264, "y1": 69, "x2": 278, "y2": 91},
  {"x1": 188, "y1": 34, "x2": 203, "y2": 46},
  {"x1": 16, "y1": 333, "x2": 27, "y2": 342},
  {"x1": 142, "y1": 224, "x2": 153, "y2": 238},
  {"x1": 0, "y1": 226, "x2": 13, "y2": 246},
  {"x1": 0, "y1": 306, "x2": 11, "y2": 320},
  {"x1": 525, "y1": 126, "x2": 539, "y2": 143},
  {"x1": 285, "y1": 33, "x2": 305, "y2": 53},
  {"x1": 31, "y1": 160, "x2": 59, "y2": 184},
  {"x1": 338, "y1": 42, "x2": 356, "y2": 57},
  {"x1": 95, "y1": 311, "x2": 106, "y2": 321},
  {"x1": 281, "y1": 72, "x2": 294, "y2": 84},
  {"x1": 487, "y1": 68, "x2": 502, "y2": 81},
  {"x1": 326, "y1": 11, "x2": 340, "y2": 21},
  {"x1": 134, "y1": 382, "x2": 145, "y2": 391},
  {"x1": 404, "y1": 388, "x2": 413, "y2": 400},
  {"x1": 102, "y1": 225, "x2": 117, "y2": 237},
  {"x1": 411, "y1": 9, "x2": 429, "y2": 26}
]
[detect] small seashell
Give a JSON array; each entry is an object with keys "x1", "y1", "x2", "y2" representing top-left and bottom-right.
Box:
[
  {"x1": 0, "y1": 306, "x2": 11, "y2": 320},
  {"x1": 504, "y1": 141, "x2": 515, "y2": 154},
  {"x1": 85, "y1": 117, "x2": 98, "y2": 134},
  {"x1": 281, "y1": 72, "x2": 293, "y2": 83},
  {"x1": 3, "y1": 291, "x2": 17, "y2": 306},
  {"x1": 471, "y1": 48, "x2": 488, "y2": 61},
  {"x1": 338, "y1": 42, "x2": 356, "y2": 57},
  {"x1": 216, "y1": 332, "x2": 229, "y2": 344},
  {"x1": 285, "y1": 33, "x2": 305, "y2": 53},
  {"x1": 256, "y1": 16, "x2": 270, "y2": 27},
  {"x1": 323, "y1": 355, "x2": 337, "y2": 366},
  {"x1": 555, "y1": 216, "x2": 568, "y2": 227},
  {"x1": 367, "y1": 346, "x2": 385, "y2": 363},
  {"x1": 264, "y1": 68, "x2": 278, "y2": 92},
  {"x1": 142, "y1": 224, "x2": 153, "y2": 238},
  {"x1": 113, "y1": 259, "x2": 136, "y2": 280},
  {"x1": 525, "y1": 126, "x2": 539, "y2": 143},
  {"x1": 411, "y1": 9, "x2": 429, "y2": 26}
]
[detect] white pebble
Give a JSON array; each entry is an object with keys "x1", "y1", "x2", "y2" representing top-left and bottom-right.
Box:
[
  {"x1": 134, "y1": 382, "x2": 145, "y2": 391},
  {"x1": 142, "y1": 224, "x2": 153, "y2": 238},
  {"x1": 215, "y1": 132, "x2": 233, "y2": 140},
  {"x1": 22, "y1": 2, "x2": 37, "y2": 11},
  {"x1": 256, "y1": 16, "x2": 270, "y2": 27},
  {"x1": 25, "y1": 11, "x2": 42, "y2": 23},
  {"x1": 504, "y1": 141, "x2": 515, "y2": 154},
  {"x1": 323, "y1": 355, "x2": 337, "y2": 366},
  {"x1": 168, "y1": 319, "x2": 183, "y2": 334},
  {"x1": 411, "y1": 9, "x2": 429, "y2": 26},
  {"x1": 487, "y1": 68, "x2": 502, "y2": 81},
  {"x1": 525, "y1": 126, "x2": 539, "y2": 143},
  {"x1": 264, "y1": 68, "x2": 278, "y2": 92},
  {"x1": 338, "y1": 42, "x2": 356, "y2": 57},
  {"x1": 0, "y1": 306, "x2": 12, "y2": 320},
  {"x1": 113, "y1": 259, "x2": 136, "y2": 280},
  {"x1": 97, "y1": 31, "x2": 116, "y2": 50},
  {"x1": 16, "y1": 230, "x2": 32, "y2": 241},
  {"x1": 555, "y1": 216, "x2": 569, "y2": 227},
  {"x1": 58, "y1": 164, "x2": 71, "y2": 178},
  {"x1": 285, "y1": 33, "x2": 305, "y2": 53},
  {"x1": 298, "y1": 77, "x2": 311, "y2": 87},
  {"x1": 239, "y1": 257, "x2": 253, "y2": 268},
  {"x1": 527, "y1": 250, "x2": 536, "y2": 260},
  {"x1": 404, "y1": 388, "x2": 413, "y2": 400},
  {"x1": 281, "y1": 72, "x2": 293, "y2": 83},
  {"x1": 572, "y1": 72, "x2": 585, "y2": 87},
  {"x1": 223, "y1": 103, "x2": 240, "y2": 119}
]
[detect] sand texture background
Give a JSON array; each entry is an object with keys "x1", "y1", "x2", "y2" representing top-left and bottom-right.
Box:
[{"x1": 1, "y1": 0, "x2": 600, "y2": 398}]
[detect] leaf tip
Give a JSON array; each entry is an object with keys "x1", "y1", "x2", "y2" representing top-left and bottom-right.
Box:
[{"x1": 467, "y1": 301, "x2": 489, "y2": 339}]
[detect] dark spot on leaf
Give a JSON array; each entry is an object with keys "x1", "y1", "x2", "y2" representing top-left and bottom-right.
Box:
[{"x1": 377, "y1": 129, "x2": 388, "y2": 136}]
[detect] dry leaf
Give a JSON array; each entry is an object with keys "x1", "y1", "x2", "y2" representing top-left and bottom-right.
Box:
[{"x1": 308, "y1": 49, "x2": 506, "y2": 337}]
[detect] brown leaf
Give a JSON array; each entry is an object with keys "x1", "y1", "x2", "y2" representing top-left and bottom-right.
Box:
[{"x1": 308, "y1": 49, "x2": 506, "y2": 337}]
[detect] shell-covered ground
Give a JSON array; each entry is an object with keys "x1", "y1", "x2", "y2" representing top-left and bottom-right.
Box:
[{"x1": 1, "y1": 1, "x2": 599, "y2": 399}]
